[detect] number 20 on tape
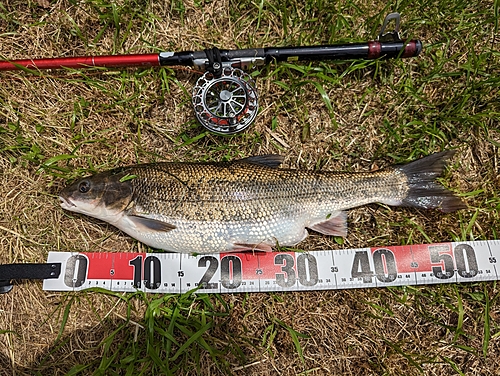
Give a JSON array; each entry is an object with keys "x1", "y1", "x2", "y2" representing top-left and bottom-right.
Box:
[{"x1": 43, "y1": 240, "x2": 500, "y2": 294}]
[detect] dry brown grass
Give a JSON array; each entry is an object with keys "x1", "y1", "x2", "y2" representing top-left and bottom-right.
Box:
[{"x1": 1, "y1": 0, "x2": 499, "y2": 374}]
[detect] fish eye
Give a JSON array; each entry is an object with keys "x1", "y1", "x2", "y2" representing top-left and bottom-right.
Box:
[{"x1": 78, "y1": 180, "x2": 91, "y2": 193}]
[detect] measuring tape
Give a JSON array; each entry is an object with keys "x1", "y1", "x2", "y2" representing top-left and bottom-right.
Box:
[{"x1": 43, "y1": 240, "x2": 500, "y2": 293}]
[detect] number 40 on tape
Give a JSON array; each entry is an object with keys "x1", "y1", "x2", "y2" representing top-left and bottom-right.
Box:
[{"x1": 43, "y1": 240, "x2": 500, "y2": 294}]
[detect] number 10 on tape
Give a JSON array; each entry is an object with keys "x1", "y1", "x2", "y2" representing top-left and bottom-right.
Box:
[{"x1": 43, "y1": 240, "x2": 500, "y2": 294}]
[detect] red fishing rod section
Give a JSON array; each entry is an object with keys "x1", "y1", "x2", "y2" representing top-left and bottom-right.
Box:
[{"x1": 0, "y1": 53, "x2": 161, "y2": 71}]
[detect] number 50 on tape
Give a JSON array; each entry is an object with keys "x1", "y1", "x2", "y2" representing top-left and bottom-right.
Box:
[{"x1": 43, "y1": 240, "x2": 500, "y2": 294}]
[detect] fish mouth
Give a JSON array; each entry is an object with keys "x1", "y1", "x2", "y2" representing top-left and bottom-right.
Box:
[{"x1": 59, "y1": 195, "x2": 76, "y2": 210}]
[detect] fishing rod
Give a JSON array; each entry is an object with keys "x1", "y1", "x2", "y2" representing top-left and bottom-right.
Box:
[{"x1": 0, "y1": 13, "x2": 421, "y2": 135}]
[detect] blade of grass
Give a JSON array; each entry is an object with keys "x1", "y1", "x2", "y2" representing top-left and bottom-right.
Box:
[{"x1": 483, "y1": 284, "x2": 491, "y2": 357}]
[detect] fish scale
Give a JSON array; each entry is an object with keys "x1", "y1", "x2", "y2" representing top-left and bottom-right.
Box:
[
  {"x1": 131, "y1": 164, "x2": 401, "y2": 217},
  {"x1": 59, "y1": 152, "x2": 466, "y2": 254}
]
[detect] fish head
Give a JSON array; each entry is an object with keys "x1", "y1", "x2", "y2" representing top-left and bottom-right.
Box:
[{"x1": 59, "y1": 170, "x2": 134, "y2": 222}]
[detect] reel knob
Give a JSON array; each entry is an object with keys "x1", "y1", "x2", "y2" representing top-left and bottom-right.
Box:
[{"x1": 192, "y1": 67, "x2": 258, "y2": 135}]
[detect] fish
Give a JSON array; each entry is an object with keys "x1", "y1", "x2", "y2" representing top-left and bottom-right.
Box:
[{"x1": 59, "y1": 151, "x2": 466, "y2": 254}]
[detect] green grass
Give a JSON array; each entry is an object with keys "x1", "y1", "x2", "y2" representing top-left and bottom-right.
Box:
[{"x1": 33, "y1": 289, "x2": 247, "y2": 375}]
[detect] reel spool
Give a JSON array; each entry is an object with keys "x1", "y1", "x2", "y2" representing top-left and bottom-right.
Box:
[{"x1": 192, "y1": 67, "x2": 258, "y2": 135}]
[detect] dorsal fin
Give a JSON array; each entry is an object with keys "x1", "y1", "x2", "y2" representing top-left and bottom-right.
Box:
[{"x1": 238, "y1": 155, "x2": 284, "y2": 168}]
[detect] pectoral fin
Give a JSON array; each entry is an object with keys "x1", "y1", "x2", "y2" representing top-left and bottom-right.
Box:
[
  {"x1": 308, "y1": 212, "x2": 347, "y2": 237},
  {"x1": 128, "y1": 215, "x2": 176, "y2": 232}
]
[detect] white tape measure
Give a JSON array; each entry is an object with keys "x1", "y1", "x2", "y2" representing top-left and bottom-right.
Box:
[{"x1": 43, "y1": 240, "x2": 500, "y2": 293}]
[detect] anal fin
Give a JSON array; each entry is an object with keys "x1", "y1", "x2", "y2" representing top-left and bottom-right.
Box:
[{"x1": 308, "y1": 212, "x2": 347, "y2": 237}]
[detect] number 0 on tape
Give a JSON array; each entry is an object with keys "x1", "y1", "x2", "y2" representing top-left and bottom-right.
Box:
[{"x1": 43, "y1": 240, "x2": 500, "y2": 293}]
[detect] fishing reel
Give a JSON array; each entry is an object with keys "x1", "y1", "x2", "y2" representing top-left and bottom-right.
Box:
[
  {"x1": 191, "y1": 48, "x2": 259, "y2": 135},
  {"x1": 192, "y1": 67, "x2": 258, "y2": 135}
]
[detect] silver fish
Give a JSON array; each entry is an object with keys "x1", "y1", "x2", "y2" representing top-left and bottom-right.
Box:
[{"x1": 59, "y1": 151, "x2": 465, "y2": 253}]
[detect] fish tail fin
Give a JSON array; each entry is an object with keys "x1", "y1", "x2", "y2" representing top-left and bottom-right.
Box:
[{"x1": 397, "y1": 151, "x2": 466, "y2": 213}]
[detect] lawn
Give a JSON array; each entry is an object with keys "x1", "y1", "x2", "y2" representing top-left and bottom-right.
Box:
[{"x1": 0, "y1": 0, "x2": 499, "y2": 374}]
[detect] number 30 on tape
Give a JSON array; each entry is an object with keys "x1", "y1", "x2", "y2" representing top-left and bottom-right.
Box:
[{"x1": 43, "y1": 240, "x2": 500, "y2": 293}]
